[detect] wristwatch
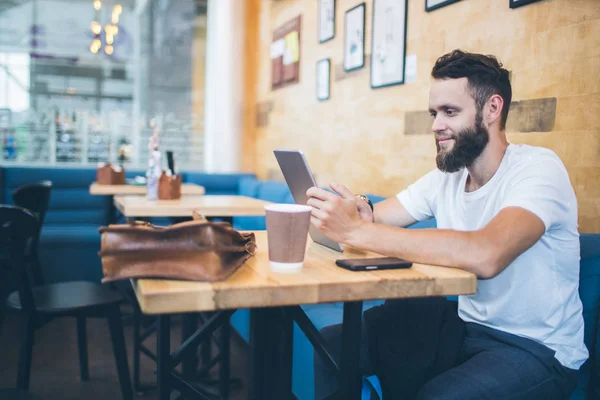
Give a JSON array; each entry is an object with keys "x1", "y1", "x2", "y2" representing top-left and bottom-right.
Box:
[{"x1": 356, "y1": 194, "x2": 374, "y2": 213}]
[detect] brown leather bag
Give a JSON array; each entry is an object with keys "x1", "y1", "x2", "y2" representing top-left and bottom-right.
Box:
[{"x1": 98, "y1": 217, "x2": 256, "y2": 283}]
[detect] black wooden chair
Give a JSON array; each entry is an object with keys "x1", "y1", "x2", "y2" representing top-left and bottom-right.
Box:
[
  {"x1": 11, "y1": 181, "x2": 52, "y2": 286},
  {"x1": 0, "y1": 205, "x2": 133, "y2": 400}
]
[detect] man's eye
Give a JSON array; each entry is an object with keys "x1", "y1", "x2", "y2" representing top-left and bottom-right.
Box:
[
  {"x1": 430, "y1": 112, "x2": 437, "y2": 118},
  {"x1": 445, "y1": 109, "x2": 456, "y2": 116}
]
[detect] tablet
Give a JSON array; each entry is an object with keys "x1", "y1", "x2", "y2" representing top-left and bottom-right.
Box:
[{"x1": 273, "y1": 149, "x2": 344, "y2": 252}]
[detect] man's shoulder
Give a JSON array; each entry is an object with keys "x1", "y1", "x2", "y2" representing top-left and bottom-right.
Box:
[
  {"x1": 505, "y1": 144, "x2": 574, "y2": 198},
  {"x1": 508, "y1": 144, "x2": 565, "y2": 167},
  {"x1": 506, "y1": 144, "x2": 569, "y2": 177}
]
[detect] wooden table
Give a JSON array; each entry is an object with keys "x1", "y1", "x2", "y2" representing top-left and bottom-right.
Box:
[
  {"x1": 113, "y1": 195, "x2": 271, "y2": 218},
  {"x1": 90, "y1": 182, "x2": 206, "y2": 195},
  {"x1": 133, "y1": 231, "x2": 476, "y2": 400}
]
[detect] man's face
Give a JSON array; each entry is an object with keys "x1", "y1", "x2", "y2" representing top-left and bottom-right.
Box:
[{"x1": 428, "y1": 78, "x2": 489, "y2": 173}]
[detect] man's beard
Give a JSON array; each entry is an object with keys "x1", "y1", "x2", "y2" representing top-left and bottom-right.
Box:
[{"x1": 435, "y1": 113, "x2": 489, "y2": 173}]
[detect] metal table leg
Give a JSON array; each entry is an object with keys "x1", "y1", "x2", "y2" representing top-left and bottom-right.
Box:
[
  {"x1": 157, "y1": 315, "x2": 171, "y2": 400},
  {"x1": 340, "y1": 301, "x2": 363, "y2": 400},
  {"x1": 107, "y1": 195, "x2": 117, "y2": 224},
  {"x1": 277, "y1": 307, "x2": 294, "y2": 399},
  {"x1": 249, "y1": 307, "x2": 294, "y2": 400},
  {"x1": 182, "y1": 313, "x2": 199, "y2": 380},
  {"x1": 248, "y1": 308, "x2": 268, "y2": 400}
]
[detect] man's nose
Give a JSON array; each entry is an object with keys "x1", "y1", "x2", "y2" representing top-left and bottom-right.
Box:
[{"x1": 431, "y1": 115, "x2": 447, "y2": 134}]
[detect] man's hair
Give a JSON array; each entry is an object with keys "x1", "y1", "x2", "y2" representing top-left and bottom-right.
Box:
[{"x1": 431, "y1": 50, "x2": 512, "y2": 130}]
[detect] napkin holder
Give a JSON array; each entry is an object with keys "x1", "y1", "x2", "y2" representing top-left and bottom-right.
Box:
[
  {"x1": 158, "y1": 172, "x2": 182, "y2": 200},
  {"x1": 97, "y1": 163, "x2": 125, "y2": 185}
]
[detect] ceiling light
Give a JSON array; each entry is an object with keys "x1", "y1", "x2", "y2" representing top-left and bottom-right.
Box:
[{"x1": 91, "y1": 21, "x2": 101, "y2": 35}]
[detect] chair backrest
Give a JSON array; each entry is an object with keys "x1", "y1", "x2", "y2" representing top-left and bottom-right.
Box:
[
  {"x1": 12, "y1": 180, "x2": 52, "y2": 229},
  {"x1": 0, "y1": 205, "x2": 39, "y2": 313}
]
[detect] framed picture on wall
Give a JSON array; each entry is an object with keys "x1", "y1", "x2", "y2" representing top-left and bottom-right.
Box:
[
  {"x1": 371, "y1": 0, "x2": 408, "y2": 89},
  {"x1": 425, "y1": 0, "x2": 461, "y2": 12},
  {"x1": 343, "y1": 3, "x2": 366, "y2": 72},
  {"x1": 316, "y1": 58, "x2": 331, "y2": 101},
  {"x1": 318, "y1": 0, "x2": 336, "y2": 43},
  {"x1": 509, "y1": 0, "x2": 542, "y2": 8}
]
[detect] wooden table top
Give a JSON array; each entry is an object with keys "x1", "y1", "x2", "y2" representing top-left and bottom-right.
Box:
[
  {"x1": 133, "y1": 231, "x2": 477, "y2": 314},
  {"x1": 114, "y1": 195, "x2": 273, "y2": 217},
  {"x1": 90, "y1": 182, "x2": 206, "y2": 196}
]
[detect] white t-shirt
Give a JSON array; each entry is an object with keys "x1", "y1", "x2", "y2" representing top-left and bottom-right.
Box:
[{"x1": 397, "y1": 143, "x2": 588, "y2": 370}]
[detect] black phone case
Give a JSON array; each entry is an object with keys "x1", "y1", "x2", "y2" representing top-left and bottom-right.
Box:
[{"x1": 335, "y1": 258, "x2": 413, "y2": 271}]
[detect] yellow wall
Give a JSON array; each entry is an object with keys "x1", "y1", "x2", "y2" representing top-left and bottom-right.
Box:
[{"x1": 246, "y1": 0, "x2": 600, "y2": 232}]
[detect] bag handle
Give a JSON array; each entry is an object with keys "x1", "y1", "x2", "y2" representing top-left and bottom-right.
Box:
[{"x1": 127, "y1": 219, "x2": 155, "y2": 228}]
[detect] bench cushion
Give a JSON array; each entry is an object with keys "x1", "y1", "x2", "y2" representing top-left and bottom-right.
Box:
[
  {"x1": 38, "y1": 225, "x2": 103, "y2": 283},
  {"x1": 185, "y1": 172, "x2": 255, "y2": 195},
  {"x1": 3, "y1": 167, "x2": 109, "y2": 225}
]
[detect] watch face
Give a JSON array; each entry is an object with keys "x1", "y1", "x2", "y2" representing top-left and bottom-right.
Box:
[{"x1": 356, "y1": 194, "x2": 374, "y2": 211}]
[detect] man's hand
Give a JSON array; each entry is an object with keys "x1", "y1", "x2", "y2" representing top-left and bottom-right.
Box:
[
  {"x1": 306, "y1": 182, "x2": 365, "y2": 243},
  {"x1": 355, "y1": 196, "x2": 374, "y2": 222}
]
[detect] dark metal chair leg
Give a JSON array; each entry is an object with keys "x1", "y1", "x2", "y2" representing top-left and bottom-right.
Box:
[
  {"x1": 107, "y1": 306, "x2": 134, "y2": 400},
  {"x1": 30, "y1": 253, "x2": 45, "y2": 286},
  {"x1": 17, "y1": 314, "x2": 35, "y2": 390},
  {"x1": 76, "y1": 315, "x2": 90, "y2": 381}
]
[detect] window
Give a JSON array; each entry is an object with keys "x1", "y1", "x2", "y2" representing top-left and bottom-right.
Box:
[{"x1": 0, "y1": 0, "x2": 207, "y2": 170}]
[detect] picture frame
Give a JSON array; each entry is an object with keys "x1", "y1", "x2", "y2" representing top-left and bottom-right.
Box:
[
  {"x1": 370, "y1": 0, "x2": 408, "y2": 89},
  {"x1": 425, "y1": 0, "x2": 461, "y2": 12},
  {"x1": 316, "y1": 58, "x2": 331, "y2": 101},
  {"x1": 270, "y1": 16, "x2": 302, "y2": 91},
  {"x1": 318, "y1": 0, "x2": 336, "y2": 43},
  {"x1": 343, "y1": 3, "x2": 366, "y2": 72},
  {"x1": 509, "y1": 0, "x2": 543, "y2": 9}
]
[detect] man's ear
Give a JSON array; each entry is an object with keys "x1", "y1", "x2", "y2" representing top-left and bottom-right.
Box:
[{"x1": 485, "y1": 94, "x2": 504, "y2": 127}]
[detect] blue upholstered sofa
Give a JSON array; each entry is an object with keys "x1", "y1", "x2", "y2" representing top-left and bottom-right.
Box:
[
  {"x1": 0, "y1": 166, "x2": 255, "y2": 284},
  {"x1": 0, "y1": 166, "x2": 598, "y2": 400}
]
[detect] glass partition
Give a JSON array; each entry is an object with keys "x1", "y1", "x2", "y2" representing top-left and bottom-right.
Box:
[{"x1": 0, "y1": 0, "x2": 207, "y2": 170}]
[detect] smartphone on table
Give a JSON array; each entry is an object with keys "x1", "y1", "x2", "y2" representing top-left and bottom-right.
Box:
[{"x1": 335, "y1": 257, "x2": 412, "y2": 271}]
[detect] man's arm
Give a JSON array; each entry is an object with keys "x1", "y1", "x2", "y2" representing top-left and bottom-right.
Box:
[
  {"x1": 348, "y1": 206, "x2": 544, "y2": 279},
  {"x1": 373, "y1": 197, "x2": 418, "y2": 227},
  {"x1": 307, "y1": 185, "x2": 545, "y2": 279}
]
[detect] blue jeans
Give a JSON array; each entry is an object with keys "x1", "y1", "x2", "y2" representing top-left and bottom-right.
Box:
[{"x1": 314, "y1": 298, "x2": 579, "y2": 400}]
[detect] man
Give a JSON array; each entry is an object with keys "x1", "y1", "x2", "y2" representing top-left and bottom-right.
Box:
[{"x1": 307, "y1": 50, "x2": 587, "y2": 400}]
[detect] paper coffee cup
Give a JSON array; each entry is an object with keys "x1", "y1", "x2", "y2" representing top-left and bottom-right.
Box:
[{"x1": 265, "y1": 204, "x2": 312, "y2": 273}]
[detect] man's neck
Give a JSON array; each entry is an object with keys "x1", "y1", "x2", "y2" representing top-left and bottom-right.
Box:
[{"x1": 465, "y1": 134, "x2": 509, "y2": 192}]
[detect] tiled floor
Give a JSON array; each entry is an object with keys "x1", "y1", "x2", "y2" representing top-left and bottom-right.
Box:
[{"x1": 0, "y1": 310, "x2": 249, "y2": 400}]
